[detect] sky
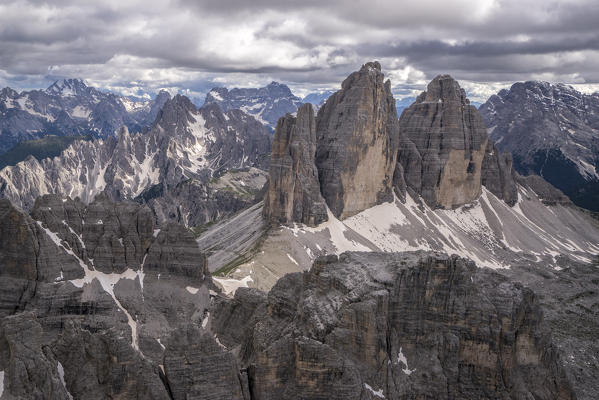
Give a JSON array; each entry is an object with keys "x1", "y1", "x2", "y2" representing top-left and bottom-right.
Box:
[{"x1": 1, "y1": 0, "x2": 599, "y2": 103}]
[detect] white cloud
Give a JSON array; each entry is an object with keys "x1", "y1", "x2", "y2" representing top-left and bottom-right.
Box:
[{"x1": 0, "y1": 0, "x2": 598, "y2": 101}]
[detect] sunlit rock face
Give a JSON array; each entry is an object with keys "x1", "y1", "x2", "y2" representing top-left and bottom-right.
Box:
[
  {"x1": 315, "y1": 61, "x2": 400, "y2": 219},
  {"x1": 397, "y1": 74, "x2": 491, "y2": 209}
]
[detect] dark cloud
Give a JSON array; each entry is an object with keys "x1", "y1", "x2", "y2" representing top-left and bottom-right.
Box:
[{"x1": 0, "y1": 0, "x2": 598, "y2": 102}]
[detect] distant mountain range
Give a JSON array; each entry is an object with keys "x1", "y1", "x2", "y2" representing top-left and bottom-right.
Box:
[
  {"x1": 203, "y1": 81, "x2": 302, "y2": 129},
  {"x1": 0, "y1": 79, "x2": 170, "y2": 153},
  {"x1": 0, "y1": 95, "x2": 272, "y2": 228},
  {"x1": 479, "y1": 81, "x2": 599, "y2": 211}
]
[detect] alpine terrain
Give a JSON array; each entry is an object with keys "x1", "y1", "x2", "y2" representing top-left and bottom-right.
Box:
[
  {"x1": 0, "y1": 95, "x2": 272, "y2": 228},
  {"x1": 480, "y1": 81, "x2": 599, "y2": 211},
  {"x1": 0, "y1": 62, "x2": 598, "y2": 400},
  {"x1": 204, "y1": 82, "x2": 302, "y2": 130},
  {"x1": 0, "y1": 79, "x2": 171, "y2": 154}
]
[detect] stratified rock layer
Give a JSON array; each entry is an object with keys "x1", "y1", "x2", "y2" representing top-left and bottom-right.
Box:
[
  {"x1": 264, "y1": 103, "x2": 327, "y2": 226},
  {"x1": 397, "y1": 75, "x2": 489, "y2": 208},
  {"x1": 315, "y1": 61, "x2": 400, "y2": 219},
  {"x1": 481, "y1": 140, "x2": 518, "y2": 205},
  {"x1": 213, "y1": 252, "x2": 575, "y2": 400}
]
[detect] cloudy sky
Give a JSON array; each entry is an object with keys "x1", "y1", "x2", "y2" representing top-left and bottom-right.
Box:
[{"x1": 1, "y1": 0, "x2": 599, "y2": 103}]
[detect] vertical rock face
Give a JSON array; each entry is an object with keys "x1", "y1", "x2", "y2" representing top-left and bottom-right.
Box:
[
  {"x1": 315, "y1": 61, "x2": 400, "y2": 219},
  {"x1": 212, "y1": 252, "x2": 575, "y2": 400},
  {"x1": 264, "y1": 104, "x2": 327, "y2": 226},
  {"x1": 397, "y1": 75, "x2": 489, "y2": 208},
  {"x1": 481, "y1": 140, "x2": 518, "y2": 205},
  {"x1": 0, "y1": 195, "x2": 229, "y2": 400}
]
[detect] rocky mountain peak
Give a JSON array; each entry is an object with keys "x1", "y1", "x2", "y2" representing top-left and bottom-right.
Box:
[
  {"x1": 341, "y1": 61, "x2": 386, "y2": 91},
  {"x1": 479, "y1": 79, "x2": 599, "y2": 211},
  {"x1": 419, "y1": 74, "x2": 468, "y2": 104},
  {"x1": 396, "y1": 74, "x2": 517, "y2": 208},
  {"x1": 264, "y1": 81, "x2": 294, "y2": 98},
  {"x1": 0, "y1": 87, "x2": 19, "y2": 99},
  {"x1": 264, "y1": 61, "x2": 399, "y2": 222},
  {"x1": 152, "y1": 94, "x2": 198, "y2": 132},
  {"x1": 264, "y1": 103, "x2": 327, "y2": 226},
  {"x1": 203, "y1": 81, "x2": 302, "y2": 129},
  {"x1": 46, "y1": 78, "x2": 89, "y2": 96}
]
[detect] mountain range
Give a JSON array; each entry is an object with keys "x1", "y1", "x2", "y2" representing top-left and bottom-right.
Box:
[
  {"x1": 480, "y1": 81, "x2": 599, "y2": 211},
  {"x1": 0, "y1": 79, "x2": 171, "y2": 154},
  {"x1": 0, "y1": 62, "x2": 598, "y2": 399},
  {"x1": 203, "y1": 81, "x2": 303, "y2": 130},
  {"x1": 0, "y1": 95, "x2": 272, "y2": 228}
]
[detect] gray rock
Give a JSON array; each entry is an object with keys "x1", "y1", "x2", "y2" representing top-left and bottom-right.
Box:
[
  {"x1": 0, "y1": 95, "x2": 272, "y2": 228},
  {"x1": 315, "y1": 61, "x2": 400, "y2": 219},
  {"x1": 481, "y1": 140, "x2": 518, "y2": 205},
  {"x1": 264, "y1": 103, "x2": 328, "y2": 226},
  {"x1": 204, "y1": 81, "x2": 302, "y2": 130},
  {"x1": 213, "y1": 251, "x2": 577, "y2": 400},
  {"x1": 0, "y1": 195, "x2": 214, "y2": 399},
  {"x1": 0, "y1": 80, "x2": 170, "y2": 154},
  {"x1": 479, "y1": 81, "x2": 599, "y2": 211},
  {"x1": 397, "y1": 75, "x2": 489, "y2": 209}
]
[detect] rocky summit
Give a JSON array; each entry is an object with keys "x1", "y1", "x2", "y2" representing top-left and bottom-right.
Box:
[
  {"x1": 480, "y1": 81, "x2": 599, "y2": 211},
  {"x1": 316, "y1": 61, "x2": 400, "y2": 219},
  {"x1": 2, "y1": 60, "x2": 599, "y2": 400},
  {"x1": 265, "y1": 61, "x2": 400, "y2": 223},
  {"x1": 210, "y1": 252, "x2": 580, "y2": 400},
  {"x1": 265, "y1": 65, "x2": 517, "y2": 227},
  {"x1": 396, "y1": 74, "x2": 516, "y2": 209},
  {"x1": 263, "y1": 103, "x2": 327, "y2": 226}
]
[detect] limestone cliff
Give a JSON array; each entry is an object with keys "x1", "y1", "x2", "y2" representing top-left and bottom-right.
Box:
[
  {"x1": 264, "y1": 104, "x2": 327, "y2": 226},
  {"x1": 212, "y1": 252, "x2": 575, "y2": 400},
  {"x1": 397, "y1": 75, "x2": 489, "y2": 209},
  {"x1": 315, "y1": 61, "x2": 400, "y2": 219}
]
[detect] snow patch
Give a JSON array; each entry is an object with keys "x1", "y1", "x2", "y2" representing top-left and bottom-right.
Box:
[
  {"x1": 57, "y1": 362, "x2": 74, "y2": 400},
  {"x1": 364, "y1": 383, "x2": 385, "y2": 398},
  {"x1": 186, "y1": 286, "x2": 199, "y2": 294},
  {"x1": 397, "y1": 347, "x2": 416, "y2": 375},
  {"x1": 213, "y1": 275, "x2": 253, "y2": 295},
  {"x1": 286, "y1": 253, "x2": 299, "y2": 265}
]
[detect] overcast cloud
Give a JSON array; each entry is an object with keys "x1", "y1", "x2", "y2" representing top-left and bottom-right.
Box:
[{"x1": 1, "y1": 0, "x2": 598, "y2": 102}]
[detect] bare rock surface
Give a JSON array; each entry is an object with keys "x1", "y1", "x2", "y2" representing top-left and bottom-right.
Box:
[
  {"x1": 264, "y1": 103, "x2": 327, "y2": 226},
  {"x1": 480, "y1": 81, "x2": 599, "y2": 211},
  {"x1": 212, "y1": 251, "x2": 579, "y2": 400},
  {"x1": 0, "y1": 96, "x2": 272, "y2": 228},
  {"x1": 315, "y1": 61, "x2": 400, "y2": 219},
  {"x1": 397, "y1": 75, "x2": 492, "y2": 208},
  {"x1": 0, "y1": 195, "x2": 241, "y2": 399}
]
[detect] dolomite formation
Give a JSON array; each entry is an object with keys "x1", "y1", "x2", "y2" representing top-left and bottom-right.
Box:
[
  {"x1": 397, "y1": 75, "x2": 489, "y2": 209},
  {"x1": 211, "y1": 252, "x2": 576, "y2": 400},
  {"x1": 481, "y1": 140, "x2": 518, "y2": 205},
  {"x1": 315, "y1": 61, "x2": 400, "y2": 219},
  {"x1": 264, "y1": 103, "x2": 327, "y2": 226}
]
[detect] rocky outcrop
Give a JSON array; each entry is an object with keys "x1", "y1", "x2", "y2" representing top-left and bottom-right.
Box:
[
  {"x1": 481, "y1": 140, "x2": 518, "y2": 205},
  {"x1": 315, "y1": 61, "x2": 400, "y2": 219},
  {"x1": 264, "y1": 103, "x2": 327, "y2": 226},
  {"x1": 480, "y1": 81, "x2": 599, "y2": 211},
  {"x1": 212, "y1": 252, "x2": 576, "y2": 400},
  {"x1": 0, "y1": 195, "x2": 220, "y2": 399},
  {"x1": 397, "y1": 75, "x2": 489, "y2": 209}
]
